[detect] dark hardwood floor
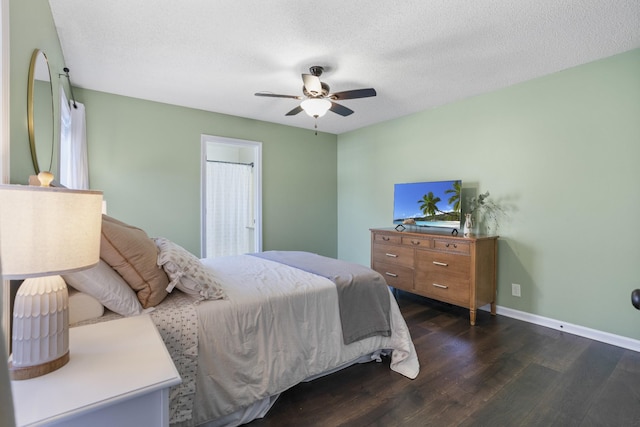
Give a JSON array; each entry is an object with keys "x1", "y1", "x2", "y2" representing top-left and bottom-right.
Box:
[{"x1": 249, "y1": 292, "x2": 640, "y2": 426}]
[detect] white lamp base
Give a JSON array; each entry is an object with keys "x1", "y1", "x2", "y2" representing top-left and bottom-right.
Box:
[{"x1": 9, "y1": 275, "x2": 70, "y2": 381}]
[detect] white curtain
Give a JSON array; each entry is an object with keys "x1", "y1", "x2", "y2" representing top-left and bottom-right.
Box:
[
  {"x1": 206, "y1": 162, "x2": 252, "y2": 257},
  {"x1": 59, "y1": 87, "x2": 89, "y2": 189}
]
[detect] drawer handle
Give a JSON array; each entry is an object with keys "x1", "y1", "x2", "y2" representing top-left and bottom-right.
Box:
[
  {"x1": 432, "y1": 261, "x2": 448, "y2": 267},
  {"x1": 432, "y1": 283, "x2": 448, "y2": 289},
  {"x1": 385, "y1": 253, "x2": 398, "y2": 258},
  {"x1": 445, "y1": 243, "x2": 457, "y2": 248},
  {"x1": 385, "y1": 272, "x2": 398, "y2": 278},
  {"x1": 411, "y1": 240, "x2": 421, "y2": 245},
  {"x1": 382, "y1": 236, "x2": 390, "y2": 241}
]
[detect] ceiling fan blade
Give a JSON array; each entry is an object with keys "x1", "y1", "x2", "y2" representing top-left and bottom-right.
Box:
[
  {"x1": 329, "y1": 102, "x2": 354, "y2": 117},
  {"x1": 302, "y1": 74, "x2": 322, "y2": 96},
  {"x1": 285, "y1": 105, "x2": 304, "y2": 116},
  {"x1": 255, "y1": 92, "x2": 303, "y2": 100},
  {"x1": 330, "y1": 88, "x2": 377, "y2": 100}
]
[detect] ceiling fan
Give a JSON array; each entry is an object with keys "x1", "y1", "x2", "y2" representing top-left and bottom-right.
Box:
[{"x1": 255, "y1": 66, "x2": 377, "y2": 122}]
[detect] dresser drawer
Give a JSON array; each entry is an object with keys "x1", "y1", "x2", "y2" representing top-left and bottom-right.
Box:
[
  {"x1": 414, "y1": 274, "x2": 470, "y2": 306},
  {"x1": 433, "y1": 238, "x2": 470, "y2": 254},
  {"x1": 373, "y1": 232, "x2": 402, "y2": 245},
  {"x1": 372, "y1": 243, "x2": 414, "y2": 268},
  {"x1": 401, "y1": 236, "x2": 432, "y2": 249},
  {"x1": 415, "y1": 250, "x2": 470, "y2": 279},
  {"x1": 372, "y1": 261, "x2": 413, "y2": 291}
]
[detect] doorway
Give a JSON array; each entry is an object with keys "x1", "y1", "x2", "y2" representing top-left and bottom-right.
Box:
[{"x1": 201, "y1": 135, "x2": 262, "y2": 257}]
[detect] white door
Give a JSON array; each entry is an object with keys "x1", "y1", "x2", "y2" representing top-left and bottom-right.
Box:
[{"x1": 201, "y1": 135, "x2": 262, "y2": 257}]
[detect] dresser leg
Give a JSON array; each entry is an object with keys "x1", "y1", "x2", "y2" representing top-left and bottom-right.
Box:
[
  {"x1": 490, "y1": 302, "x2": 496, "y2": 316},
  {"x1": 469, "y1": 309, "x2": 476, "y2": 325}
]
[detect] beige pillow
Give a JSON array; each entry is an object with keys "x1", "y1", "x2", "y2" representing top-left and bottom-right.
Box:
[{"x1": 100, "y1": 215, "x2": 169, "y2": 308}]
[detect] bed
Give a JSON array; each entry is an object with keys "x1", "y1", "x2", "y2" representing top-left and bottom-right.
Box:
[{"x1": 63, "y1": 215, "x2": 420, "y2": 427}]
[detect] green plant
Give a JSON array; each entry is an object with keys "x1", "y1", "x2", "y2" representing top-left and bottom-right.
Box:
[{"x1": 468, "y1": 191, "x2": 505, "y2": 232}]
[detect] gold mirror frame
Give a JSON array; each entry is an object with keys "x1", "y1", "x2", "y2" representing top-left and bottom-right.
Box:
[{"x1": 27, "y1": 49, "x2": 54, "y2": 175}]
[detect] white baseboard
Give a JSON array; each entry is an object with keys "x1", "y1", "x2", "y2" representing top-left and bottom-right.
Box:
[{"x1": 480, "y1": 304, "x2": 640, "y2": 353}]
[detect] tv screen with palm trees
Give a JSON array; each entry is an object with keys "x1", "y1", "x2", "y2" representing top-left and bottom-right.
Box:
[{"x1": 393, "y1": 180, "x2": 462, "y2": 229}]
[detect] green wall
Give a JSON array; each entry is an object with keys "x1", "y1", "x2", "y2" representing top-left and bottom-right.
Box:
[
  {"x1": 337, "y1": 49, "x2": 640, "y2": 341},
  {"x1": 74, "y1": 88, "x2": 338, "y2": 257}
]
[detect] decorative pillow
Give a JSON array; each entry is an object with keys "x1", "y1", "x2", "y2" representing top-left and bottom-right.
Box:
[
  {"x1": 100, "y1": 215, "x2": 169, "y2": 308},
  {"x1": 154, "y1": 237, "x2": 226, "y2": 301},
  {"x1": 63, "y1": 259, "x2": 144, "y2": 316}
]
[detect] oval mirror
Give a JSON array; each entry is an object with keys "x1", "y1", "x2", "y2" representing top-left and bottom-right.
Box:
[{"x1": 27, "y1": 49, "x2": 55, "y2": 175}]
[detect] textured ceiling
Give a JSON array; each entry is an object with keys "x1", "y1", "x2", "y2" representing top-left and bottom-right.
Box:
[{"x1": 48, "y1": 0, "x2": 640, "y2": 135}]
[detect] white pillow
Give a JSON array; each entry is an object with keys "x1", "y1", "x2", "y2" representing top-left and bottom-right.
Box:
[
  {"x1": 63, "y1": 260, "x2": 144, "y2": 317},
  {"x1": 153, "y1": 237, "x2": 226, "y2": 301},
  {"x1": 68, "y1": 288, "x2": 105, "y2": 324}
]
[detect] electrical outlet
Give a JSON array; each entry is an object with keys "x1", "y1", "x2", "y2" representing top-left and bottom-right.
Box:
[{"x1": 512, "y1": 283, "x2": 521, "y2": 297}]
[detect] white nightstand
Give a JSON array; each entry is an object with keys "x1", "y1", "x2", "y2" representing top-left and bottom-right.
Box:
[{"x1": 11, "y1": 314, "x2": 181, "y2": 427}]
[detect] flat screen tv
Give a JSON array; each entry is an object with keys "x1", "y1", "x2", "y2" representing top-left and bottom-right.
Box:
[{"x1": 393, "y1": 179, "x2": 462, "y2": 230}]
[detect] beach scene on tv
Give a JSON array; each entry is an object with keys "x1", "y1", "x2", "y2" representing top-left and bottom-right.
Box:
[{"x1": 393, "y1": 180, "x2": 462, "y2": 229}]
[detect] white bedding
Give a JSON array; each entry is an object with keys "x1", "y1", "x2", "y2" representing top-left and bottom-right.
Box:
[
  {"x1": 184, "y1": 254, "x2": 419, "y2": 426},
  {"x1": 73, "y1": 253, "x2": 420, "y2": 427}
]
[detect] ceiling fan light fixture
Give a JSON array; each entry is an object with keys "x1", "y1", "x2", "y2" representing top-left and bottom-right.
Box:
[{"x1": 301, "y1": 98, "x2": 331, "y2": 118}]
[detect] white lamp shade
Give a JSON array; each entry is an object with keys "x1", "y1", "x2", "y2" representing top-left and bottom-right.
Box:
[
  {"x1": 0, "y1": 185, "x2": 103, "y2": 279},
  {"x1": 301, "y1": 98, "x2": 331, "y2": 118}
]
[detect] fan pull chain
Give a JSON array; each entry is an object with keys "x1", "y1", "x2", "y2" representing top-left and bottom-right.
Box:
[{"x1": 314, "y1": 116, "x2": 319, "y2": 135}]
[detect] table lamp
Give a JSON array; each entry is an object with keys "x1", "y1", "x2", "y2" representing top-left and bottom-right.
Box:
[{"x1": 0, "y1": 184, "x2": 102, "y2": 380}]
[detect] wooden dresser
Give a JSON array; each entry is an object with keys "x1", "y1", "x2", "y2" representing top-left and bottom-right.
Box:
[{"x1": 370, "y1": 228, "x2": 498, "y2": 325}]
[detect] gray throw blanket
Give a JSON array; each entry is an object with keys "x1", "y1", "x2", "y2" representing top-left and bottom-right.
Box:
[{"x1": 250, "y1": 251, "x2": 391, "y2": 344}]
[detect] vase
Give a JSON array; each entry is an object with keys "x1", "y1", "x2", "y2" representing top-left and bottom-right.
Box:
[{"x1": 463, "y1": 213, "x2": 473, "y2": 236}]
